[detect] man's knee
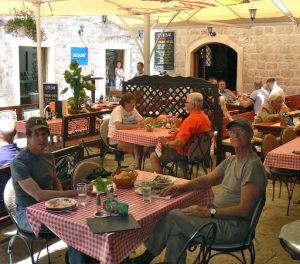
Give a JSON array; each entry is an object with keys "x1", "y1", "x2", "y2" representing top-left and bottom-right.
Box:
[{"x1": 150, "y1": 151, "x2": 158, "y2": 162}]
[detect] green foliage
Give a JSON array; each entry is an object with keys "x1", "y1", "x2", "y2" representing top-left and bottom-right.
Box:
[
  {"x1": 3, "y1": 8, "x2": 46, "y2": 42},
  {"x1": 93, "y1": 176, "x2": 112, "y2": 192},
  {"x1": 62, "y1": 60, "x2": 95, "y2": 110}
]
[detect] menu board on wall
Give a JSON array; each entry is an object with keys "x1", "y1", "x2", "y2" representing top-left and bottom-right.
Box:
[
  {"x1": 43, "y1": 83, "x2": 58, "y2": 105},
  {"x1": 154, "y1": 32, "x2": 175, "y2": 71}
]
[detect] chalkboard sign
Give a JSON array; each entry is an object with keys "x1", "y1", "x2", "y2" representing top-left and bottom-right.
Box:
[
  {"x1": 43, "y1": 83, "x2": 58, "y2": 105},
  {"x1": 154, "y1": 32, "x2": 175, "y2": 71}
]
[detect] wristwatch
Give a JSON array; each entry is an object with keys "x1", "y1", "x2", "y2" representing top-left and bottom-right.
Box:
[{"x1": 210, "y1": 207, "x2": 217, "y2": 218}]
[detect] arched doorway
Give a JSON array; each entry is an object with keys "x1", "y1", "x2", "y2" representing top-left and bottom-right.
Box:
[
  {"x1": 194, "y1": 44, "x2": 237, "y2": 91},
  {"x1": 186, "y1": 37, "x2": 243, "y2": 93}
]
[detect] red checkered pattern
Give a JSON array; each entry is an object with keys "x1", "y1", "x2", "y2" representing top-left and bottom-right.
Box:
[
  {"x1": 15, "y1": 119, "x2": 62, "y2": 135},
  {"x1": 111, "y1": 128, "x2": 174, "y2": 147},
  {"x1": 26, "y1": 171, "x2": 214, "y2": 264},
  {"x1": 264, "y1": 137, "x2": 300, "y2": 170}
]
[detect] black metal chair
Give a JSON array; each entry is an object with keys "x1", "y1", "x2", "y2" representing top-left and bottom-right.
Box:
[
  {"x1": 261, "y1": 134, "x2": 299, "y2": 215},
  {"x1": 163, "y1": 133, "x2": 212, "y2": 179},
  {"x1": 99, "y1": 118, "x2": 125, "y2": 169},
  {"x1": 156, "y1": 222, "x2": 217, "y2": 264},
  {"x1": 4, "y1": 178, "x2": 57, "y2": 264},
  {"x1": 208, "y1": 192, "x2": 266, "y2": 264}
]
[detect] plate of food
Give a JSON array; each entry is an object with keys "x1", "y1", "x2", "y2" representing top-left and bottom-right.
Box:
[
  {"x1": 91, "y1": 179, "x2": 107, "y2": 194},
  {"x1": 45, "y1": 198, "x2": 77, "y2": 211},
  {"x1": 152, "y1": 175, "x2": 176, "y2": 188}
]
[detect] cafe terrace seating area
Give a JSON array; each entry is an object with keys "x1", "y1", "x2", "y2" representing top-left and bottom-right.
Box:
[{"x1": 1, "y1": 75, "x2": 300, "y2": 263}]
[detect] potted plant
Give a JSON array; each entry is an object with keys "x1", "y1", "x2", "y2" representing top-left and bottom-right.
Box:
[
  {"x1": 61, "y1": 60, "x2": 95, "y2": 112},
  {"x1": 3, "y1": 8, "x2": 46, "y2": 42}
]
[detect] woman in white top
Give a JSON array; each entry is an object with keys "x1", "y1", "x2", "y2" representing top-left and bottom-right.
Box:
[
  {"x1": 115, "y1": 61, "x2": 125, "y2": 90},
  {"x1": 108, "y1": 92, "x2": 145, "y2": 169}
]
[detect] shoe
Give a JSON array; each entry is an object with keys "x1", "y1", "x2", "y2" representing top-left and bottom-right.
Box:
[{"x1": 293, "y1": 198, "x2": 300, "y2": 204}]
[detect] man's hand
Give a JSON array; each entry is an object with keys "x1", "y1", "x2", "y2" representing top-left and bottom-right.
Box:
[
  {"x1": 181, "y1": 205, "x2": 210, "y2": 217},
  {"x1": 159, "y1": 184, "x2": 183, "y2": 197},
  {"x1": 168, "y1": 128, "x2": 178, "y2": 134}
]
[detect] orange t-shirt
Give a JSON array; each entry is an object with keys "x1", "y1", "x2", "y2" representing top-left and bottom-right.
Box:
[{"x1": 175, "y1": 111, "x2": 211, "y2": 156}]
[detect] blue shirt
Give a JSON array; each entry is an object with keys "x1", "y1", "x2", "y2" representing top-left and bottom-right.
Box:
[{"x1": 0, "y1": 143, "x2": 19, "y2": 167}]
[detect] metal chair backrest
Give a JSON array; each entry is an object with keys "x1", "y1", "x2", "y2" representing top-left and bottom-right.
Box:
[
  {"x1": 4, "y1": 178, "x2": 18, "y2": 226},
  {"x1": 187, "y1": 133, "x2": 211, "y2": 163},
  {"x1": 280, "y1": 127, "x2": 297, "y2": 145},
  {"x1": 243, "y1": 192, "x2": 266, "y2": 246},
  {"x1": 72, "y1": 160, "x2": 103, "y2": 188},
  {"x1": 261, "y1": 134, "x2": 280, "y2": 159},
  {"x1": 99, "y1": 118, "x2": 110, "y2": 149}
]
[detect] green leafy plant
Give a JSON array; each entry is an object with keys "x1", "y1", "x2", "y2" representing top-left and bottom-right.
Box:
[
  {"x1": 3, "y1": 8, "x2": 46, "y2": 42},
  {"x1": 61, "y1": 60, "x2": 95, "y2": 111}
]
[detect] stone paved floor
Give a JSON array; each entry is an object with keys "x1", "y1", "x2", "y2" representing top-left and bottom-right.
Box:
[{"x1": 0, "y1": 153, "x2": 299, "y2": 263}]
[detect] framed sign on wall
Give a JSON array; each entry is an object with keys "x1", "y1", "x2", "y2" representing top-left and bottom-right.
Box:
[{"x1": 154, "y1": 32, "x2": 175, "y2": 71}]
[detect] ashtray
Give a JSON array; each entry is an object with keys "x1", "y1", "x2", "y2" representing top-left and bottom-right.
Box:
[{"x1": 94, "y1": 209, "x2": 110, "y2": 218}]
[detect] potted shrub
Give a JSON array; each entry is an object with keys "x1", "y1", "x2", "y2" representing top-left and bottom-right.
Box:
[
  {"x1": 61, "y1": 60, "x2": 95, "y2": 112},
  {"x1": 3, "y1": 8, "x2": 46, "y2": 42}
]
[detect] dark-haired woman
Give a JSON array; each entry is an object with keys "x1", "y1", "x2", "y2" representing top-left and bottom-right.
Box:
[{"x1": 108, "y1": 92, "x2": 144, "y2": 169}]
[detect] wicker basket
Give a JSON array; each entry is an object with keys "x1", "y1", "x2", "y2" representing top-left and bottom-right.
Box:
[{"x1": 112, "y1": 169, "x2": 138, "y2": 189}]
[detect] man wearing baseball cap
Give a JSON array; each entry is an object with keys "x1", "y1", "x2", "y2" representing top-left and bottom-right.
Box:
[
  {"x1": 11, "y1": 117, "x2": 93, "y2": 263},
  {"x1": 132, "y1": 118, "x2": 267, "y2": 264}
]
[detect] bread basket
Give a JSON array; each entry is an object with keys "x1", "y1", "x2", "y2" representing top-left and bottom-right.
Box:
[{"x1": 112, "y1": 169, "x2": 138, "y2": 189}]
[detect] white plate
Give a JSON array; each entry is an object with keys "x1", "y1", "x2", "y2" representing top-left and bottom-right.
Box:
[
  {"x1": 45, "y1": 198, "x2": 77, "y2": 211},
  {"x1": 152, "y1": 175, "x2": 176, "y2": 188}
]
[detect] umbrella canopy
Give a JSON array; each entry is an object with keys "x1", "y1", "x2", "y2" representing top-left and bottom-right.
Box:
[{"x1": 0, "y1": 0, "x2": 299, "y2": 115}]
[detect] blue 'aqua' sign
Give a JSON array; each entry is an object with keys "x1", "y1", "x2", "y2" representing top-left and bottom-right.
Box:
[{"x1": 71, "y1": 47, "x2": 88, "y2": 65}]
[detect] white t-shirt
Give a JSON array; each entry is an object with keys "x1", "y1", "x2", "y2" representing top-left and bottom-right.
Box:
[
  {"x1": 249, "y1": 87, "x2": 270, "y2": 114},
  {"x1": 108, "y1": 105, "x2": 143, "y2": 144}
]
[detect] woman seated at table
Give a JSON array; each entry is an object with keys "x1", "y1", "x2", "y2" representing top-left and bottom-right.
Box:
[
  {"x1": 255, "y1": 91, "x2": 289, "y2": 123},
  {"x1": 108, "y1": 92, "x2": 145, "y2": 169}
]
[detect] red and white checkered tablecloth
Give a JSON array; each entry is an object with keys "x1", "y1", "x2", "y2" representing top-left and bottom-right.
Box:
[
  {"x1": 111, "y1": 128, "x2": 174, "y2": 147},
  {"x1": 264, "y1": 137, "x2": 300, "y2": 170},
  {"x1": 26, "y1": 171, "x2": 214, "y2": 264},
  {"x1": 15, "y1": 119, "x2": 62, "y2": 135}
]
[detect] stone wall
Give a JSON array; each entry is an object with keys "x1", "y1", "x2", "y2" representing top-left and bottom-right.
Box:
[
  {"x1": 0, "y1": 16, "x2": 299, "y2": 107},
  {"x1": 174, "y1": 24, "x2": 300, "y2": 95}
]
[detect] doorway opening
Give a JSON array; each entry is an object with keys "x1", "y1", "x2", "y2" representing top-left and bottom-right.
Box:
[
  {"x1": 105, "y1": 49, "x2": 125, "y2": 96},
  {"x1": 19, "y1": 46, "x2": 47, "y2": 105},
  {"x1": 193, "y1": 44, "x2": 237, "y2": 91}
]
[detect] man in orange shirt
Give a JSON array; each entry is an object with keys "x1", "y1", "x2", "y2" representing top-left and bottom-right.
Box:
[{"x1": 150, "y1": 92, "x2": 211, "y2": 176}]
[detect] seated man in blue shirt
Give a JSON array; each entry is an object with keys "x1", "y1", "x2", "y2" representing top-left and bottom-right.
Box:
[{"x1": 0, "y1": 118, "x2": 19, "y2": 168}]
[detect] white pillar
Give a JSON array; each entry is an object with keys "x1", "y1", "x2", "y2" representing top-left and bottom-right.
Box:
[
  {"x1": 143, "y1": 14, "x2": 150, "y2": 75},
  {"x1": 33, "y1": 2, "x2": 44, "y2": 117}
]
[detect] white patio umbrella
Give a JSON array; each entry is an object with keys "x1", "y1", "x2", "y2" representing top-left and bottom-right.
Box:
[{"x1": 0, "y1": 0, "x2": 298, "y2": 115}]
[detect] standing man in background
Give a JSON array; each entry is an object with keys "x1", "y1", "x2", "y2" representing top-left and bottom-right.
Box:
[{"x1": 135, "y1": 62, "x2": 144, "y2": 77}]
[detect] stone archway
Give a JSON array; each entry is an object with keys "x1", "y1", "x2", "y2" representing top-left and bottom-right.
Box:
[{"x1": 186, "y1": 36, "x2": 244, "y2": 93}]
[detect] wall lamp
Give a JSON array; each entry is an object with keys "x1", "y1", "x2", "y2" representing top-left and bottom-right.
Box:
[
  {"x1": 249, "y1": 1, "x2": 257, "y2": 21},
  {"x1": 78, "y1": 25, "x2": 84, "y2": 36},
  {"x1": 207, "y1": 27, "x2": 216, "y2": 37}
]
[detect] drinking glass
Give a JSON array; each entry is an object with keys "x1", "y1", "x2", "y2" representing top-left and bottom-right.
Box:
[
  {"x1": 141, "y1": 181, "x2": 152, "y2": 202},
  {"x1": 77, "y1": 183, "x2": 88, "y2": 207}
]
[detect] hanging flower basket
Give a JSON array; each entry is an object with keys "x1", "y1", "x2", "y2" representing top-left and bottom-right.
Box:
[{"x1": 3, "y1": 8, "x2": 46, "y2": 42}]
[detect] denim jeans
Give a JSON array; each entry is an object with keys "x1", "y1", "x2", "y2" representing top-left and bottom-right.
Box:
[{"x1": 16, "y1": 205, "x2": 99, "y2": 264}]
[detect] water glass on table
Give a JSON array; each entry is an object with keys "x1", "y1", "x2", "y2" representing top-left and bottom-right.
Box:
[
  {"x1": 141, "y1": 181, "x2": 153, "y2": 202},
  {"x1": 77, "y1": 183, "x2": 88, "y2": 207}
]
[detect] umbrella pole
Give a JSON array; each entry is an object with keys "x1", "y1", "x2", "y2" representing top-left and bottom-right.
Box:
[
  {"x1": 143, "y1": 14, "x2": 150, "y2": 75},
  {"x1": 33, "y1": 2, "x2": 44, "y2": 117}
]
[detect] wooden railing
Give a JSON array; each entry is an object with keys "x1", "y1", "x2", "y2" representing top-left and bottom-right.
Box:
[{"x1": 0, "y1": 103, "x2": 39, "y2": 120}]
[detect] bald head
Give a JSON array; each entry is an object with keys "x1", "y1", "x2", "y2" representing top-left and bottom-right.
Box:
[{"x1": 0, "y1": 119, "x2": 16, "y2": 144}]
